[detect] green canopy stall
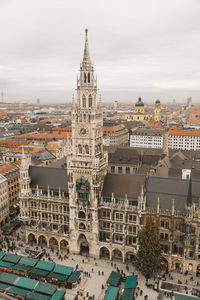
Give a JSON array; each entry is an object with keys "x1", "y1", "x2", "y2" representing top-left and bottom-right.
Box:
[
  {"x1": 7, "y1": 286, "x2": 30, "y2": 297},
  {"x1": 19, "y1": 256, "x2": 37, "y2": 267},
  {"x1": 27, "y1": 292, "x2": 50, "y2": 300},
  {"x1": 106, "y1": 271, "x2": 122, "y2": 287},
  {"x1": 121, "y1": 288, "x2": 135, "y2": 300},
  {"x1": 50, "y1": 290, "x2": 66, "y2": 300},
  {"x1": 125, "y1": 275, "x2": 137, "y2": 289},
  {"x1": 104, "y1": 286, "x2": 119, "y2": 300},
  {"x1": 2, "y1": 253, "x2": 21, "y2": 264},
  {"x1": 34, "y1": 281, "x2": 57, "y2": 296},
  {"x1": 66, "y1": 271, "x2": 81, "y2": 289}
]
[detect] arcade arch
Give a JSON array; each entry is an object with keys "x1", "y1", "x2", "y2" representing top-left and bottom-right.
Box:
[
  {"x1": 112, "y1": 249, "x2": 123, "y2": 261},
  {"x1": 99, "y1": 247, "x2": 110, "y2": 260},
  {"x1": 60, "y1": 240, "x2": 68, "y2": 251},
  {"x1": 125, "y1": 251, "x2": 136, "y2": 263},
  {"x1": 49, "y1": 237, "x2": 59, "y2": 249},
  {"x1": 38, "y1": 235, "x2": 47, "y2": 247},
  {"x1": 28, "y1": 233, "x2": 37, "y2": 245}
]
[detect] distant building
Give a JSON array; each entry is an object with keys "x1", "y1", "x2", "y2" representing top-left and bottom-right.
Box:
[
  {"x1": 113, "y1": 101, "x2": 119, "y2": 110},
  {"x1": 0, "y1": 175, "x2": 9, "y2": 227},
  {"x1": 124, "y1": 98, "x2": 161, "y2": 122},
  {"x1": 168, "y1": 129, "x2": 200, "y2": 151},
  {"x1": 0, "y1": 163, "x2": 20, "y2": 218},
  {"x1": 130, "y1": 127, "x2": 200, "y2": 151},
  {"x1": 103, "y1": 124, "x2": 128, "y2": 146},
  {"x1": 130, "y1": 127, "x2": 163, "y2": 149},
  {"x1": 186, "y1": 97, "x2": 192, "y2": 108}
]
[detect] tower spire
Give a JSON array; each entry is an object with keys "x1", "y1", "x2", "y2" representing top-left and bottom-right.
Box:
[
  {"x1": 82, "y1": 28, "x2": 92, "y2": 67},
  {"x1": 187, "y1": 176, "x2": 192, "y2": 207}
]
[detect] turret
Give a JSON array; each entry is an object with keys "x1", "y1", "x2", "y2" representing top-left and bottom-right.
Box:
[
  {"x1": 162, "y1": 116, "x2": 169, "y2": 157},
  {"x1": 154, "y1": 99, "x2": 161, "y2": 121},
  {"x1": 19, "y1": 147, "x2": 31, "y2": 195}
]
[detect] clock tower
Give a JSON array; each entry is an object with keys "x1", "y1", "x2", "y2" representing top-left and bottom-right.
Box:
[{"x1": 67, "y1": 29, "x2": 108, "y2": 257}]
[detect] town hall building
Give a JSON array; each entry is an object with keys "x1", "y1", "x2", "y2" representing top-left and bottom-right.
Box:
[{"x1": 19, "y1": 30, "x2": 200, "y2": 275}]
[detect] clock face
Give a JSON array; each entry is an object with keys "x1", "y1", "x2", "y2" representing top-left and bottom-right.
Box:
[{"x1": 79, "y1": 127, "x2": 88, "y2": 136}]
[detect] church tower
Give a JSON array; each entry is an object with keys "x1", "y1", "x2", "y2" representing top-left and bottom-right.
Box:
[
  {"x1": 67, "y1": 29, "x2": 108, "y2": 257},
  {"x1": 154, "y1": 99, "x2": 161, "y2": 121}
]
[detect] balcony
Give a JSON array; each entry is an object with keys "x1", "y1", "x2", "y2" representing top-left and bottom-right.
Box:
[{"x1": 20, "y1": 191, "x2": 69, "y2": 203}]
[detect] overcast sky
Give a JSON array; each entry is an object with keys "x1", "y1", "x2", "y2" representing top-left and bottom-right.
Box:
[{"x1": 0, "y1": 0, "x2": 200, "y2": 104}]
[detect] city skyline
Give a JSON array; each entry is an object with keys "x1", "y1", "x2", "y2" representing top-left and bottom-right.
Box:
[{"x1": 0, "y1": 0, "x2": 200, "y2": 103}]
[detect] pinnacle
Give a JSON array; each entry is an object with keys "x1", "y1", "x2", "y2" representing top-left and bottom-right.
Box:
[{"x1": 82, "y1": 28, "x2": 92, "y2": 67}]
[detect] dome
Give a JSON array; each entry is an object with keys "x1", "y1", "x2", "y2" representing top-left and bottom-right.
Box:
[
  {"x1": 135, "y1": 97, "x2": 144, "y2": 107},
  {"x1": 155, "y1": 99, "x2": 160, "y2": 104}
]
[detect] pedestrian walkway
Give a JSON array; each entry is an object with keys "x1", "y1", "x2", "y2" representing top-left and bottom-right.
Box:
[{"x1": 1, "y1": 229, "x2": 200, "y2": 300}]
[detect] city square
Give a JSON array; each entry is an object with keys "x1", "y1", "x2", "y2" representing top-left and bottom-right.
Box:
[
  {"x1": 0, "y1": 227, "x2": 199, "y2": 300},
  {"x1": 0, "y1": 1, "x2": 199, "y2": 300}
]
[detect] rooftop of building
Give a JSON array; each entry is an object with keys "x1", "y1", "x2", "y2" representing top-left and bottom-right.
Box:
[
  {"x1": 0, "y1": 162, "x2": 19, "y2": 175},
  {"x1": 146, "y1": 176, "x2": 200, "y2": 212},
  {"x1": 102, "y1": 173, "x2": 146, "y2": 199},
  {"x1": 169, "y1": 128, "x2": 200, "y2": 136},
  {"x1": 29, "y1": 166, "x2": 68, "y2": 191},
  {"x1": 135, "y1": 97, "x2": 144, "y2": 107},
  {"x1": 132, "y1": 127, "x2": 163, "y2": 136}
]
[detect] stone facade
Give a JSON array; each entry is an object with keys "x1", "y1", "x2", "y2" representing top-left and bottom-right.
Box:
[
  {"x1": 0, "y1": 174, "x2": 9, "y2": 227},
  {"x1": 19, "y1": 30, "x2": 200, "y2": 275}
]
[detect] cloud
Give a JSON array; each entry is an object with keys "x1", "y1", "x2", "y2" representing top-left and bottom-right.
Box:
[{"x1": 0, "y1": 0, "x2": 199, "y2": 102}]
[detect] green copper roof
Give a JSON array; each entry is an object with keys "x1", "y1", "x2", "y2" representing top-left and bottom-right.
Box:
[{"x1": 135, "y1": 97, "x2": 144, "y2": 107}]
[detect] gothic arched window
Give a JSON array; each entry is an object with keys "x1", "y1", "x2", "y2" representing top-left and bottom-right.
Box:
[
  {"x1": 82, "y1": 95, "x2": 86, "y2": 108},
  {"x1": 78, "y1": 211, "x2": 86, "y2": 219},
  {"x1": 79, "y1": 223, "x2": 86, "y2": 230},
  {"x1": 84, "y1": 73, "x2": 87, "y2": 83},
  {"x1": 89, "y1": 94, "x2": 92, "y2": 107},
  {"x1": 85, "y1": 145, "x2": 89, "y2": 154},
  {"x1": 78, "y1": 144, "x2": 82, "y2": 154},
  {"x1": 88, "y1": 72, "x2": 90, "y2": 83}
]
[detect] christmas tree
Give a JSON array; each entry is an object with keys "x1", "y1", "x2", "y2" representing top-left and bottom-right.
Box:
[{"x1": 135, "y1": 216, "x2": 162, "y2": 278}]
